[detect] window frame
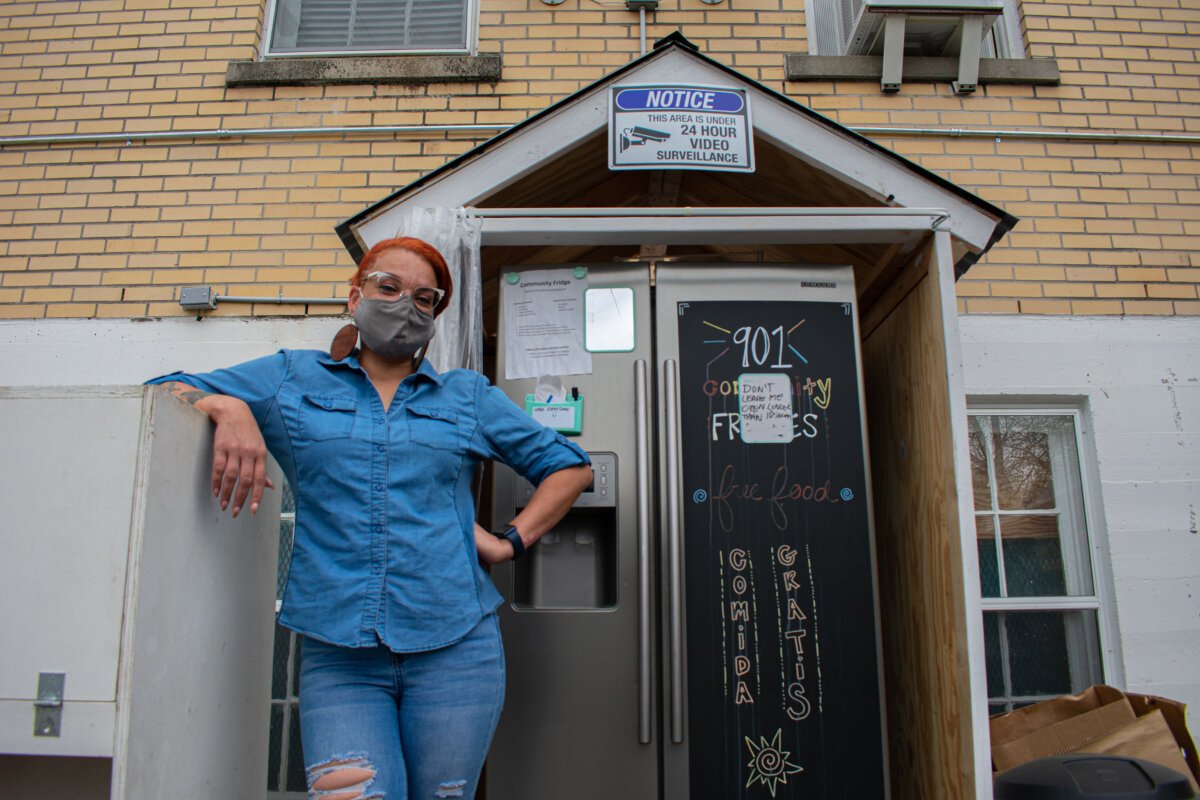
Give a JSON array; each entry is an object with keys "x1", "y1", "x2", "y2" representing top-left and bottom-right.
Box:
[
  {"x1": 265, "y1": 623, "x2": 307, "y2": 799},
  {"x1": 261, "y1": 0, "x2": 480, "y2": 59},
  {"x1": 266, "y1": 483, "x2": 307, "y2": 799},
  {"x1": 987, "y1": 0, "x2": 1025, "y2": 59},
  {"x1": 802, "y1": 0, "x2": 1025, "y2": 58},
  {"x1": 967, "y1": 402, "x2": 1124, "y2": 711}
]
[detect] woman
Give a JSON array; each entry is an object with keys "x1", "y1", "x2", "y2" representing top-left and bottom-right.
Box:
[{"x1": 149, "y1": 236, "x2": 592, "y2": 800}]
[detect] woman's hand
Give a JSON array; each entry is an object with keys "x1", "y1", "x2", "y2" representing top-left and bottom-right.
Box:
[
  {"x1": 474, "y1": 523, "x2": 513, "y2": 565},
  {"x1": 161, "y1": 382, "x2": 274, "y2": 518},
  {"x1": 206, "y1": 395, "x2": 275, "y2": 517},
  {"x1": 474, "y1": 463, "x2": 592, "y2": 565}
]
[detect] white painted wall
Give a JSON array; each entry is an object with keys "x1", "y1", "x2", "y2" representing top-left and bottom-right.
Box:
[
  {"x1": 0, "y1": 317, "x2": 340, "y2": 386},
  {"x1": 959, "y1": 314, "x2": 1200, "y2": 739},
  {"x1": 3, "y1": 313, "x2": 1198, "y2": 757}
]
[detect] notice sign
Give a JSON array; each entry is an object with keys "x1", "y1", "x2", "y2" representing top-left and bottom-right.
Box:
[{"x1": 609, "y1": 84, "x2": 754, "y2": 172}]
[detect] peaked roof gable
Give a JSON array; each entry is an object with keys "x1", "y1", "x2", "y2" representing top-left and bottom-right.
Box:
[{"x1": 337, "y1": 35, "x2": 1015, "y2": 274}]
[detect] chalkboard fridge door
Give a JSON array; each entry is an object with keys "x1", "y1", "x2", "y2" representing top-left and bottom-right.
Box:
[
  {"x1": 655, "y1": 263, "x2": 889, "y2": 800},
  {"x1": 489, "y1": 263, "x2": 888, "y2": 800}
]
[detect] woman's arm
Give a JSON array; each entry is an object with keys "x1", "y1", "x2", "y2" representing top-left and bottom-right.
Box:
[
  {"x1": 159, "y1": 380, "x2": 275, "y2": 518},
  {"x1": 474, "y1": 463, "x2": 593, "y2": 564}
]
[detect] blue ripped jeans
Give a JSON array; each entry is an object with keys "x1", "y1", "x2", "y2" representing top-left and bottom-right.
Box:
[{"x1": 299, "y1": 614, "x2": 505, "y2": 800}]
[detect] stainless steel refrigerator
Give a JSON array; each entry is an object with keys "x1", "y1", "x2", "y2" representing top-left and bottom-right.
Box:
[{"x1": 487, "y1": 263, "x2": 889, "y2": 800}]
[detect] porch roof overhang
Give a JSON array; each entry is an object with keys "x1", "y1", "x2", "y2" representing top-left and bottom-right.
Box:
[
  {"x1": 336, "y1": 33, "x2": 1016, "y2": 281},
  {"x1": 470, "y1": 207, "x2": 947, "y2": 246}
]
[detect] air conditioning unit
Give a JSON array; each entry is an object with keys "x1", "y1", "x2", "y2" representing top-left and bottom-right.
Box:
[{"x1": 843, "y1": 0, "x2": 1004, "y2": 93}]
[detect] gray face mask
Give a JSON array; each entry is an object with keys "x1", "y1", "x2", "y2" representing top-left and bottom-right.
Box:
[{"x1": 353, "y1": 296, "x2": 435, "y2": 362}]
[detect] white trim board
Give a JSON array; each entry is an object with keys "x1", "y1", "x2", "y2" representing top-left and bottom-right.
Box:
[
  {"x1": 473, "y1": 209, "x2": 947, "y2": 246},
  {"x1": 934, "y1": 232, "x2": 994, "y2": 800}
]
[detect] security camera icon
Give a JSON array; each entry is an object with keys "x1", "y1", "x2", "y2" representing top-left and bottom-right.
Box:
[{"x1": 620, "y1": 126, "x2": 670, "y2": 152}]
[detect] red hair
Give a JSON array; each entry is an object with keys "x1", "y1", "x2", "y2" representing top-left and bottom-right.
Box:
[{"x1": 353, "y1": 237, "x2": 453, "y2": 316}]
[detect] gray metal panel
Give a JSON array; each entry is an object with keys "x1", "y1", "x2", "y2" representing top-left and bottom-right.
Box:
[
  {"x1": 488, "y1": 264, "x2": 658, "y2": 800},
  {"x1": 0, "y1": 386, "x2": 281, "y2": 796},
  {"x1": 0, "y1": 386, "x2": 144, "y2": 757},
  {"x1": 113, "y1": 388, "x2": 281, "y2": 799}
]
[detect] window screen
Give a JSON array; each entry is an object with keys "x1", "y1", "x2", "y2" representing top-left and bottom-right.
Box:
[{"x1": 268, "y1": 0, "x2": 470, "y2": 55}]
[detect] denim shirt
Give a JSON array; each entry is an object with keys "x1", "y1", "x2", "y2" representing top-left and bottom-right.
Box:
[{"x1": 148, "y1": 350, "x2": 590, "y2": 652}]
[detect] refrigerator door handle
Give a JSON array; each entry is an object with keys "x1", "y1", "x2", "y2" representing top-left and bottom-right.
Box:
[
  {"x1": 635, "y1": 358, "x2": 652, "y2": 745},
  {"x1": 663, "y1": 358, "x2": 685, "y2": 744}
]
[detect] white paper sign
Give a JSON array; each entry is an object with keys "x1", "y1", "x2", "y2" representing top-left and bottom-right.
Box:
[
  {"x1": 531, "y1": 405, "x2": 576, "y2": 429},
  {"x1": 738, "y1": 374, "x2": 794, "y2": 444},
  {"x1": 503, "y1": 268, "x2": 592, "y2": 380},
  {"x1": 609, "y1": 84, "x2": 754, "y2": 172}
]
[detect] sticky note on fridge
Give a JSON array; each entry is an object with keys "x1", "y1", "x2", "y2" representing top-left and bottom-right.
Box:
[{"x1": 525, "y1": 394, "x2": 583, "y2": 435}]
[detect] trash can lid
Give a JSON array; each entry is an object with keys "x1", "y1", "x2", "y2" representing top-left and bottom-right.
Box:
[{"x1": 994, "y1": 755, "x2": 1196, "y2": 799}]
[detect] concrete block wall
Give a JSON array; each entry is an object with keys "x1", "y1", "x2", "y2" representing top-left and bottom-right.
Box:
[
  {"x1": 959, "y1": 314, "x2": 1200, "y2": 738},
  {"x1": 0, "y1": 0, "x2": 1197, "y2": 319}
]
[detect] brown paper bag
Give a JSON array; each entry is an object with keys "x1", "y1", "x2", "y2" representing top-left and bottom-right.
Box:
[
  {"x1": 1070, "y1": 709, "x2": 1200, "y2": 794},
  {"x1": 992, "y1": 696, "x2": 1137, "y2": 773},
  {"x1": 990, "y1": 685, "x2": 1200, "y2": 790},
  {"x1": 990, "y1": 685, "x2": 1127, "y2": 749},
  {"x1": 1126, "y1": 692, "x2": 1200, "y2": 786}
]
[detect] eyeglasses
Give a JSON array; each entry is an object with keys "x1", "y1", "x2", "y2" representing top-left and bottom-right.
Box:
[{"x1": 362, "y1": 272, "x2": 445, "y2": 312}]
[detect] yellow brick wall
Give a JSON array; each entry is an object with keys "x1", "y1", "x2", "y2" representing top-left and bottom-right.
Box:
[{"x1": 1, "y1": 0, "x2": 1197, "y2": 318}]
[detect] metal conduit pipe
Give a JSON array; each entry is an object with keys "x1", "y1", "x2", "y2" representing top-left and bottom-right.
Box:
[
  {"x1": 2, "y1": 123, "x2": 1199, "y2": 149},
  {"x1": 854, "y1": 126, "x2": 1200, "y2": 144},
  {"x1": 178, "y1": 287, "x2": 349, "y2": 310},
  {"x1": 219, "y1": 295, "x2": 346, "y2": 305},
  {"x1": 0, "y1": 124, "x2": 507, "y2": 147}
]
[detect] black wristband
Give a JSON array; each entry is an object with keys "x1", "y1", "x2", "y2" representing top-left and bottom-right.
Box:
[{"x1": 494, "y1": 525, "x2": 525, "y2": 559}]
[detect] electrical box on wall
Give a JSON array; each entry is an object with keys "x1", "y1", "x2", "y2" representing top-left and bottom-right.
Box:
[{"x1": 0, "y1": 386, "x2": 281, "y2": 798}]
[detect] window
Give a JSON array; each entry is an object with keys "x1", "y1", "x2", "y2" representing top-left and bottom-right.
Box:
[
  {"x1": 969, "y1": 409, "x2": 1113, "y2": 714},
  {"x1": 265, "y1": 0, "x2": 474, "y2": 57},
  {"x1": 804, "y1": 0, "x2": 1025, "y2": 58},
  {"x1": 267, "y1": 481, "x2": 307, "y2": 798}
]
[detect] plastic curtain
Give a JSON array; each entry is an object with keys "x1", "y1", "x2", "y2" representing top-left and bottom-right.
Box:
[{"x1": 390, "y1": 206, "x2": 483, "y2": 373}]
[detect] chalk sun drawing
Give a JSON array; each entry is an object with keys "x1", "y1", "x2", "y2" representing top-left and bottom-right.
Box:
[{"x1": 744, "y1": 729, "x2": 803, "y2": 797}]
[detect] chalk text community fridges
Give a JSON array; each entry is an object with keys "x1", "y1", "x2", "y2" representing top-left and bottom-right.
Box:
[{"x1": 488, "y1": 263, "x2": 889, "y2": 800}]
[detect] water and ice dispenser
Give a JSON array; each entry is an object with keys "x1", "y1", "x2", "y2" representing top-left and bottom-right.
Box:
[{"x1": 504, "y1": 452, "x2": 618, "y2": 610}]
